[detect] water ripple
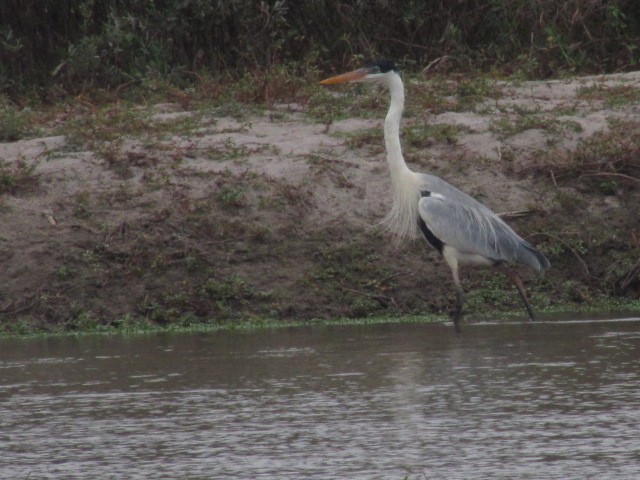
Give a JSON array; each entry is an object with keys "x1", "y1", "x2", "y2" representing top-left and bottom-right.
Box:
[{"x1": 1, "y1": 318, "x2": 639, "y2": 479}]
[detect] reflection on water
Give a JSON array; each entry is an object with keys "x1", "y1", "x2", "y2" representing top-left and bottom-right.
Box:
[{"x1": 2, "y1": 318, "x2": 640, "y2": 479}]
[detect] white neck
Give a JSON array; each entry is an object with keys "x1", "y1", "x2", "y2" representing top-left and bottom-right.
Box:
[
  {"x1": 380, "y1": 72, "x2": 421, "y2": 240},
  {"x1": 384, "y1": 73, "x2": 409, "y2": 177}
]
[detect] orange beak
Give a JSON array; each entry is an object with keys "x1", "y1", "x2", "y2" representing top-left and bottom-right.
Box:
[{"x1": 319, "y1": 68, "x2": 368, "y2": 85}]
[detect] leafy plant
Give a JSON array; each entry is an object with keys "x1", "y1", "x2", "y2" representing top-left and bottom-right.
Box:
[
  {"x1": 404, "y1": 123, "x2": 469, "y2": 148},
  {"x1": 216, "y1": 185, "x2": 246, "y2": 207},
  {"x1": 0, "y1": 158, "x2": 38, "y2": 194},
  {"x1": 3, "y1": 0, "x2": 640, "y2": 97},
  {"x1": 0, "y1": 101, "x2": 32, "y2": 141}
]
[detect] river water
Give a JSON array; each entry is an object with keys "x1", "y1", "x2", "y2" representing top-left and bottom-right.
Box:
[{"x1": 1, "y1": 317, "x2": 640, "y2": 479}]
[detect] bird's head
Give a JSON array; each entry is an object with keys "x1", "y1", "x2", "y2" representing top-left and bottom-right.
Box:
[{"x1": 319, "y1": 60, "x2": 398, "y2": 86}]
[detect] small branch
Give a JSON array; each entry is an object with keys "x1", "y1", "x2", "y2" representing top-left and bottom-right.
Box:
[
  {"x1": 619, "y1": 259, "x2": 640, "y2": 291},
  {"x1": 530, "y1": 232, "x2": 592, "y2": 280},
  {"x1": 421, "y1": 55, "x2": 452, "y2": 73},
  {"x1": 578, "y1": 172, "x2": 640, "y2": 184}
]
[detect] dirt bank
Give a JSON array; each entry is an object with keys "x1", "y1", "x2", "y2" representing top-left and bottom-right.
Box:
[{"x1": 1, "y1": 72, "x2": 639, "y2": 332}]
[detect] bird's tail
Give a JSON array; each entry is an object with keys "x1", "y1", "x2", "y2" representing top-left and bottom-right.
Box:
[{"x1": 520, "y1": 242, "x2": 551, "y2": 271}]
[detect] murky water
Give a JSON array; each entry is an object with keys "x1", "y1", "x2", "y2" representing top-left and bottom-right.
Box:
[{"x1": 2, "y1": 317, "x2": 640, "y2": 479}]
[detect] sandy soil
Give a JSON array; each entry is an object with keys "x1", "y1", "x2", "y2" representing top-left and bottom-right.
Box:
[{"x1": 1, "y1": 72, "x2": 639, "y2": 331}]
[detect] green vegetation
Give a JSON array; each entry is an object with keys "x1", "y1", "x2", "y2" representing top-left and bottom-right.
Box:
[
  {"x1": 525, "y1": 118, "x2": 640, "y2": 187},
  {"x1": 0, "y1": 157, "x2": 38, "y2": 194},
  {"x1": 490, "y1": 114, "x2": 582, "y2": 138},
  {"x1": 343, "y1": 128, "x2": 384, "y2": 151},
  {"x1": 2, "y1": 297, "x2": 639, "y2": 339},
  {"x1": 0, "y1": 312, "x2": 443, "y2": 338},
  {"x1": 404, "y1": 123, "x2": 471, "y2": 148},
  {"x1": 0, "y1": 100, "x2": 34, "y2": 141},
  {"x1": 138, "y1": 274, "x2": 275, "y2": 326},
  {"x1": 308, "y1": 242, "x2": 398, "y2": 317},
  {"x1": 340, "y1": 119, "x2": 471, "y2": 153},
  {"x1": 576, "y1": 82, "x2": 640, "y2": 107},
  {"x1": 216, "y1": 185, "x2": 246, "y2": 207},
  {"x1": 306, "y1": 87, "x2": 385, "y2": 123},
  {"x1": 3, "y1": 1, "x2": 640, "y2": 98},
  {"x1": 73, "y1": 191, "x2": 93, "y2": 219}
]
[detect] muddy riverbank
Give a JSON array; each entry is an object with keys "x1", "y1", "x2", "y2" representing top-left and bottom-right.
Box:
[{"x1": 1, "y1": 71, "x2": 639, "y2": 333}]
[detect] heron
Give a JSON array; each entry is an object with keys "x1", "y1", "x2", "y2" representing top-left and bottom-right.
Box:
[{"x1": 319, "y1": 60, "x2": 550, "y2": 332}]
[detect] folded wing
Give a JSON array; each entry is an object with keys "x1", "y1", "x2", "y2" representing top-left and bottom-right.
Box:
[{"x1": 418, "y1": 194, "x2": 550, "y2": 271}]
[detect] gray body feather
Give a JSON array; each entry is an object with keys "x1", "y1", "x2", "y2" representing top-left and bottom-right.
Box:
[{"x1": 417, "y1": 173, "x2": 550, "y2": 271}]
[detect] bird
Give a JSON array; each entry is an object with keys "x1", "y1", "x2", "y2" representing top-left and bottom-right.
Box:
[{"x1": 319, "y1": 60, "x2": 550, "y2": 332}]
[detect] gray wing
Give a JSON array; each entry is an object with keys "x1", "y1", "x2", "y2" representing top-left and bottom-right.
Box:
[{"x1": 418, "y1": 194, "x2": 549, "y2": 271}]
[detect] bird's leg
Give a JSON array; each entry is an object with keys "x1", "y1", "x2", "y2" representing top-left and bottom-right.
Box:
[
  {"x1": 502, "y1": 270, "x2": 536, "y2": 321},
  {"x1": 445, "y1": 253, "x2": 463, "y2": 333},
  {"x1": 452, "y1": 285, "x2": 463, "y2": 334}
]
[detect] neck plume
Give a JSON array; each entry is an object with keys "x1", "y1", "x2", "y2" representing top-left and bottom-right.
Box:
[{"x1": 379, "y1": 73, "x2": 421, "y2": 241}]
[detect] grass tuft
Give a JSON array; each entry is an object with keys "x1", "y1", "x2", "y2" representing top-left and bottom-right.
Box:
[
  {"x1": 0, "y1": 101, "x2": 34, "y2": 141},
  {"x1": 0, "y1": 158, "x2": 39, "y2": 194}
]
